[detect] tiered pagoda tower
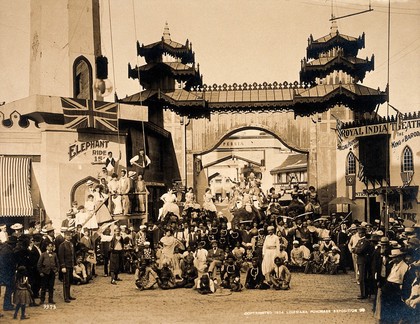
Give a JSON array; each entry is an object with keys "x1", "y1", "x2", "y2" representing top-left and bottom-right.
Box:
[
  {"x1": 128, "y1": 23, "x2": 203, "y2": 125},
  {"x1": 124, "y1": 24, "x2": 386, "y2": 119},
  {"x1": 300, "y1": 24, "x2": 375, "y2": 85}
]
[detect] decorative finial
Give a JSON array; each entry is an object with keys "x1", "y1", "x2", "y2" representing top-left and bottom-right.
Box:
[
  {"x1": 330, "y1": 20, "x2": 338, "y2": 35},
  {"x1": 163, "y1": 21, "x2": 171, "y2": 41}
]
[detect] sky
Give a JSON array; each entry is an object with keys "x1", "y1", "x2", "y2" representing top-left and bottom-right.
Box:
[{"x1": 0, "y1": 0, "x2": 419, "y2": 115}]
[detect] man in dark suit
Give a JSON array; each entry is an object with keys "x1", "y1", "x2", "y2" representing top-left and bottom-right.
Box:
[
  {"x1": 37, "y1": 241, "x2": 59, "y2": 304},
  {"x1": 0, "y1": 239, "x2": 16, "y2": 311},
  {"x1": 207, "y1": 240, "x2": 225, "y2": 278},
  {"x1": 353, "y1": 226, "x2": 374, "y2": 299},
  {"x1": 58, "y1": 230, "x2": 76, "y2": 303},
  {"x1": 27, "y1": 234, "x2": 42, "y2": 300}
]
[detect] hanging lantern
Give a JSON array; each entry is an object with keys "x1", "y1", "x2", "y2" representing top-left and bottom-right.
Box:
[{"x1": 94, "y1": 55, "x2": 113, "y2": 97}]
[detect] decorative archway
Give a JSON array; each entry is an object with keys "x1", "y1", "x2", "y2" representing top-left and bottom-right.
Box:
[{"x1": 69, "y1": 176, "x2": 100, "y2": 208}]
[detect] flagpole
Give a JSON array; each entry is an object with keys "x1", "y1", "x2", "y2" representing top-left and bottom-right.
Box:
[{"x1": 384, "y1": 0, "x2": 391, "y2": 235}]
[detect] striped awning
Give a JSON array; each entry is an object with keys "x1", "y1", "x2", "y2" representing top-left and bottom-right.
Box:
[{"x1": 0, "y1": 157, "x2": 33, "y2": 216}]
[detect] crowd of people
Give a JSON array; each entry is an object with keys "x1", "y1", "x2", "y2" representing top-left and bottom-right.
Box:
[{"x1": 0, "y1": 168, "x2": 419, "y2": 323}]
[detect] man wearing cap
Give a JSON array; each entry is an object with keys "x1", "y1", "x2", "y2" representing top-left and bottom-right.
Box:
[
  {"x1": 62, "y1": 211, "x2": 75, "y2": 229},
  {"x1": 262, "y1": 226, "x2": 280, "y2": 281},
  {"x1": 58, "y1": 230, "x2": 76, "y2": 303},
  {"x1": 353, "y1": 225, "x2": 374, "y2": 299}
]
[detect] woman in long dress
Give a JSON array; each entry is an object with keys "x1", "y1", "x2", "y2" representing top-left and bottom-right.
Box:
[
  {"x1": 159, "y1": 229, "x2": 184, "y2": 271},
  {"x1": 202, "y1": 188, "x2": 217, "y2": 215},
  {"x1": 183, "y1": 187, "x2": 195, "y2": 210},
  {"x1": 160, "y1": 189, "x2": 180, "y2": 218},
  {"x1": 93, "y1": 185, "x2": 112, "y2": 224}
]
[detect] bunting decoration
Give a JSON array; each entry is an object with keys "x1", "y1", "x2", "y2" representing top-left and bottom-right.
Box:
[{"x1": 358, "y1": 162, "x2": 366, "y2": 184}]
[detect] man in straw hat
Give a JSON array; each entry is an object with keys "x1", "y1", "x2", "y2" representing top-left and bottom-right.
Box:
[
  {"x1": 347, "y1": 223, "x2": 361, "y2": 283},
  {"x1": 377, "y1": 249, "x2": 409, "y2": 322},
  {"x1": 10, "y1": 223, "x2": 23, "y2": 239}
]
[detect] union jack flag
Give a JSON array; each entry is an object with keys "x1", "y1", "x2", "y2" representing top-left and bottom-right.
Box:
[{"x1": 61, "y1": 97, "x2": 118, "y2": 131}]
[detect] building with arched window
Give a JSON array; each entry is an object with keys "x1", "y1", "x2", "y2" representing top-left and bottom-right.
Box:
[{"x1": 336, "y1": 113, "x2": 420, "y2": 226}]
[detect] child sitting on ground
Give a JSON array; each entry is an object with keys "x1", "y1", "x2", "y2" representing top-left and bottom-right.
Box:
[
  {"x1": 305, "y1": 243, "x2": 324, "y2": 274},
  {"x1": 269, "y1": 257, "x2": 291, "y2": 290},
  {"x1": 73, "y1": 255, "x2": 90, "y2": 285},
  {"x1": 323, "y1": 246, "x2": 341, "y2": 275},
  {"x1": 221, "y1": 254, "x2": 242, "y2": 292},
  {"x1": 135, "y1": 261, "x2": 158, "y2": 290},
  {"x1": 245, "y1": 258, "x2": 270, "y2": 290}
]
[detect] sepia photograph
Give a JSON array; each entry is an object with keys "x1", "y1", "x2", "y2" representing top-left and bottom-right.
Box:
[{"x1": 0, "y1": 0, "x2": 419, "y2": 323}]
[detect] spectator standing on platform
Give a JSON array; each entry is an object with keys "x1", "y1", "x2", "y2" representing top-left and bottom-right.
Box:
[
  {"x1": 136, "y1": 174, "x2": 148, "y2": 213},
  {"x1": 130, "y1": 149, "x2": 151, "y2": 177},
  {"x1": 119, "y1": 170, "x2": 131, "y2": 216},
  {"x1": 108, "y1": 173, "x2": 122, "y2": 215},
  {"x1": 101, "y1": 151, "x2": 120, "y2": 174}
]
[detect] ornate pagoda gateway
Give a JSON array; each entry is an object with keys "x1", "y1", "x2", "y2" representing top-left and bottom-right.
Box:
[{"x1": 123, "y1": 23, "x2": 387, "y2": 219}]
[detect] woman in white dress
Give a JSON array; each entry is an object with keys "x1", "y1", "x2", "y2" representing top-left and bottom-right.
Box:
[
  {"x1": 202, "y1": 188, "x2": 217, "y2": 215},
  {"x1": 160, "y1": 189, "x2": 180, "y2": 218},
  {"x1": 93, "y1": 185, "x2": 112, "y2": 224},
  {"x1": 159, "y1": 229, "x2": 184, "y2": 270}
]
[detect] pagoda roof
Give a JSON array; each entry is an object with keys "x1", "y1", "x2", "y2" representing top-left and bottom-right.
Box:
[
  {"x1": 123, "y1": 89, "x2": 206, "y2": 107},
  {"x1": 270, "y1": 153, "x2": 307, "y2": 174},
  {"x1": 130, "y1": 61, "x2": 198, "y2": 77},
  {"x1": 300, "y1": 54, "x2": 374, "y2": 83},
  {"x1": 137, "y1": 39, "x2": 195, "y2": 64},
  {"x1": 307, "y1": 31, "x2": 365, "y2": 60},
  {"x1": 122, "y1": 82, "x2": 387, "y2": 118}
]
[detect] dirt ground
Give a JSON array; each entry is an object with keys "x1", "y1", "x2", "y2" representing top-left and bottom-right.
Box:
[{"x1": 1, "y1": 268, "x2": 377, "y2": 324}]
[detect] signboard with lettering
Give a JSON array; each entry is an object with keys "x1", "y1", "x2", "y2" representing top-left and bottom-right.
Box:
[
  {"x1": 68, "y1": 139, "x2": 119, "y2": 162},
  {"x1": 338, "y1": 118, "x2": 420, "y2": 151}
]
